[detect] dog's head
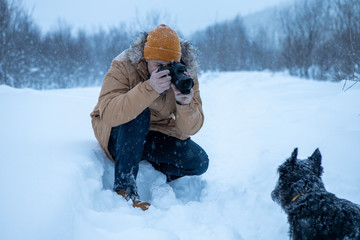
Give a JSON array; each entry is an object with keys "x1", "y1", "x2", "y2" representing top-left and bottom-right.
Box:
[{"x1": 271, "y1": 148, "x2": 324, "y2": 210}]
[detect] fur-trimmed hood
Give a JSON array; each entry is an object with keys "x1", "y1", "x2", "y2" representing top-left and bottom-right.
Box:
[{"x1": 124, "y1": 32, "x2": 199, "y2": 77}]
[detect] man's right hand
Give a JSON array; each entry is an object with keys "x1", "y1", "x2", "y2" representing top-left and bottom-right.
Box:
[{"x1": 149, "y1": 69, "x2": 171, "y2": 94}]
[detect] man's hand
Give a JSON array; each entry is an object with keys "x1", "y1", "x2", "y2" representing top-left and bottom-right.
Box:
[
  {"x1": 149, "y1": 68, "x2": 171, "y2": 94},
  {"x1": 171, "y1": 84, "x2": 194, "y2": 105}
]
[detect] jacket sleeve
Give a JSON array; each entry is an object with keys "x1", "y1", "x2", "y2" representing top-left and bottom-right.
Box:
[
  {"x1": 174, "y1": 75, "x2": 204, "y2": 136},
  {"x1": 98, "y1": 60, "x2": 159, "y2": 127}
]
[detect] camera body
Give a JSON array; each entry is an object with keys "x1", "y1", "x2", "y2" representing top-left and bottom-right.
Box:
[{"x1": 158, "y1": 62, "x2": 194, "y2": 95}]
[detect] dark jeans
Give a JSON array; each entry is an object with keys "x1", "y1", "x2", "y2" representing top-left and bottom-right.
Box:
[{"x1": 108, "y1": 108, "x2": 209, "y2": 194}]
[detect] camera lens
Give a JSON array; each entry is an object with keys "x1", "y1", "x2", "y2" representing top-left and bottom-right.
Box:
[
  {"x1": 181, "y1": 79, "x2": 192, "y2": 91},
  {"x1": 177, "y1": 75, "x2": 193, "y2": 94}
]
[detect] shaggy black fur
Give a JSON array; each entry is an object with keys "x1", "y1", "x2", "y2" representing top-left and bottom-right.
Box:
[{"x1": 271, "y1": 148, "x2": 360, "y2": 240}]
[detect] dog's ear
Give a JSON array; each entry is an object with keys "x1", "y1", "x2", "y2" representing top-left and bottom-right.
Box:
[
  {"x1": 290, "y1": 148, "x2": 298, "y2": 164},
  {"x1": 309, "y1": 148, "x2": 323, "y2": 177}
]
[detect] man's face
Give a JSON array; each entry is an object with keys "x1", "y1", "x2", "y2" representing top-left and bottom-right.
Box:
[{"x1": 146, "y1": 60, "x2": 170, "y2": 74}]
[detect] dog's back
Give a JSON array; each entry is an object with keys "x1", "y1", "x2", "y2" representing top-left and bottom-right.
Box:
[{"x1": 288, "y1": 191, "x2": 360, "y2": 239}]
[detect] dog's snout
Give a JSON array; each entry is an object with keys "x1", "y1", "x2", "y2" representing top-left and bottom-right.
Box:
[
  {"x1": 271, "y1": 190, "x2": 275, "y2": 200},
  {"x1": 271, "y1": 189, "x2": 278, "y2": 202}
]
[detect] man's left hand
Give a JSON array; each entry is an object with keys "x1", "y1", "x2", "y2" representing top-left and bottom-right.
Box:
[{"x1": 171, "y1": 84, "x2": 194, "y2": 105}]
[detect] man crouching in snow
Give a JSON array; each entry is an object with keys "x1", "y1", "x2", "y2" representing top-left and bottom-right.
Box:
[{"x1": 90, "y1": 24, "x2": 209, "y2": 210}]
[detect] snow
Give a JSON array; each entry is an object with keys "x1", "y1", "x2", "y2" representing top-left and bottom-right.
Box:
[{"x1": 0, "y1": 71, "x2": 359, "y2": 240}]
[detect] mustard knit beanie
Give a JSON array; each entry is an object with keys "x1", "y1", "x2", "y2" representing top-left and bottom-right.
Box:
[{"x1": 144, "y1": 24, "x2": 181, "y2": 62}]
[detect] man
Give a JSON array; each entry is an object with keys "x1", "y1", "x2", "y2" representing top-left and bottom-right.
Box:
[{"x1": 90, "y1": 24, "x2": 209, "y2": 210}]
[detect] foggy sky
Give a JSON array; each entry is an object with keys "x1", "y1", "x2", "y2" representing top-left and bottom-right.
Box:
[{"x1": 22, "y1": 0, "x2": 289, "y2": 36}]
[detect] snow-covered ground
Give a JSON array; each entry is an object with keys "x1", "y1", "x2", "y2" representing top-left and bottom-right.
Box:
[{"x1": 1, "y1": 71, "x2": 359, "y2": 240}]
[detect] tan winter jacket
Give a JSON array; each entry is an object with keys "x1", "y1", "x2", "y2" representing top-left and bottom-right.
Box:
[{"x1": 90, "y1": 33, "x2": 204, "y2": 161}]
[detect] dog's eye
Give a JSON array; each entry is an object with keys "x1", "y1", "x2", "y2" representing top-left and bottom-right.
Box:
[{"x1": 278, "y1": 166, "x2": 287, "y2": 175}]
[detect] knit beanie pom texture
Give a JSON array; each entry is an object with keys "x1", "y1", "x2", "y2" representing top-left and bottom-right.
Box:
[{"x1": 144, "y1": 24, "x2": 181, "y2": 62}]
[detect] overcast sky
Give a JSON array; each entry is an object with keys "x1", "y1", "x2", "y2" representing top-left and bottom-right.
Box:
[{"x1": 22, "y1": 0, "x2": 289, "y2": 36}]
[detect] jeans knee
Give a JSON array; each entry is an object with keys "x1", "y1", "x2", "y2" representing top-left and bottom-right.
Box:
[
  {"x1": 126, "y1": 108, "x2": 150, "y2": 135},
  {"x1": 115, "y1": 109, "x2": 149, "y2": 137},
  {"x1": 201, "y1": 154, "x2": 209, "y2": 174},
  {"x1": 108, "y1": 108, "x2": 150, "y2": 158},
  {"x1": 193, "y1": 151, "x2": 209, "y2": 175}
]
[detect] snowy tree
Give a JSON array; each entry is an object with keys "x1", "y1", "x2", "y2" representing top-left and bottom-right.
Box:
[
  {"x1": 331, "y1": 0, "x2": 360, "y2": 85},
  {"x1": 191, "y1": 16, "x2": 251, "y2": 72},
  {"x1": 278, "y1": 0, "x2": 327, "y2": 78},
  {"x1": 0, "y1": 0, "x2": 40, "y2": 87}
]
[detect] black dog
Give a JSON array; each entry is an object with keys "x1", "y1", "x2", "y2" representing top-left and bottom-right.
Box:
[{"x1": 272, "y1": 148, "x2": 360, "y2": 240}]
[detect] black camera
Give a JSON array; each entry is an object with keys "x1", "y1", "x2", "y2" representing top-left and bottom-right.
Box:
[{"x1": 158, "y1": 62, "x2": 194, "y2": 95}]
